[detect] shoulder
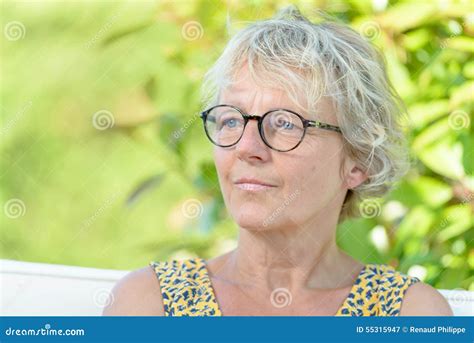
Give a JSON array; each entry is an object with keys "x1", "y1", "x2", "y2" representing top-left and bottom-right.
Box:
[
  {"x1": 102, "y1": 265, "x2": 164, "y2": 316},
  {"x1": 364, "y1": 264, "x2": 453, "y2": 316},
  {"x1": 399, "y1": 281, "x2": 453, "y2": 316}
]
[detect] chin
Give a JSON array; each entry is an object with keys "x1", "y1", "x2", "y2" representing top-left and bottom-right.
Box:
[
  {"x1": 236, "y1": 221, "x2": 271, "y2": 232},
  {"x1": 232, "y1": 208, "x2": 272, "y2": 231}
]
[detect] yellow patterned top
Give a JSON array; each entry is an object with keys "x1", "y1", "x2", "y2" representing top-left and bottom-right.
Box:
[{"x1": 149, "y1": 257, "x2": 420, "y2": 316}]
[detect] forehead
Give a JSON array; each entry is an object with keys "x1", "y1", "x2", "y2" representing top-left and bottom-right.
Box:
[
  {"x1": 218, "y1": 66, "x2": 335, "y2": 122},
  {"x1": 219, "y1": 66, "x2": 308, "y2": 113},
  {"x1": 220, "y1": 86, "x2": 294, "y2": 110}
]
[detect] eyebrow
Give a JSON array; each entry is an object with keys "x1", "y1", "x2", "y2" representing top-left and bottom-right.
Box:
[{"x1": 218, "y1": 100, "x2": 309, "y2": 118}]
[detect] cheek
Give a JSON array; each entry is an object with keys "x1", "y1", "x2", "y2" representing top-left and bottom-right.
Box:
[
  {"x1": 303, "y1": 137, "x2": 344, "y2": 175},
  {"x1": 213, "y1": 147, "x2": 230, "y2": 170},
  {"x1": 213, "y1": 149, "x2": 233, "y2": 193},
  {"x1": 214, "y1": 151, "x2": 230, "y2": 182},
  {"x1": 289, "y1": 141, "x2": 345, "y2": 198},
  {"x1": 309, "y1": 150, "x2": 344, "y2": 187}
]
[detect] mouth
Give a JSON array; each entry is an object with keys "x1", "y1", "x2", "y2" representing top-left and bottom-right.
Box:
[
  {"x1": 235, "y1": 183, "x2": 275, "y2": 191},
  {"x1": 233, "y1": 178, "x2": 277, "y2": 192}
]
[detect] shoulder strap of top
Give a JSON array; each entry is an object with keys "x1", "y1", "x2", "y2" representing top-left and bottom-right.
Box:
[
  {"x1": 338, "y1": 264, "x2": 420, "y2": 316},
  {"x1": 149, "y1": 258, "x2": 221, "y2": 316},
  {"x1": 346, "y1": 264, "x2": 420, "y2": 316},
  {"x1": 376, "y1": 264, "x2": 421, "y2": 316}
]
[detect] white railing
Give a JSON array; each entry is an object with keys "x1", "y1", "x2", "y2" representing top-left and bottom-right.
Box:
[
  {"x1": 1, "y1": 259, "x2": 127, "y2": 316},
  {"x1": 1, "y1": 259, "x2": 472, "y2": 316}
]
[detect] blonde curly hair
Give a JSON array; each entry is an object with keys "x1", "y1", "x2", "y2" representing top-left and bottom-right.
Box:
[{"x1": 201, "y1": 5, "x2": 409, "y2": 221}]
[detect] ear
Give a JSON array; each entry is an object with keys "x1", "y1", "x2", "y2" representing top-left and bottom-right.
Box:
[{"x1": 342, "y1": 157, "x2": 368, "y2": 190}]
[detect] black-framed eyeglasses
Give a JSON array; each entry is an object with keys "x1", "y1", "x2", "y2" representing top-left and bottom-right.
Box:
[{"x1": 199, "y1": 104, "x2": 342, "y2": 152}]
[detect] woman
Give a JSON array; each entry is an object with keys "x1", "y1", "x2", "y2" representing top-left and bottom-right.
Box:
[{"x1": 103, "y1": 6, "x2": 453, "y2": 316}]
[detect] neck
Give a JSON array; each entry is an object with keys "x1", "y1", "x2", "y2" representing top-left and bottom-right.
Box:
[{"x1": 221, "y1": 205, "x2": 360, "y2": 293}]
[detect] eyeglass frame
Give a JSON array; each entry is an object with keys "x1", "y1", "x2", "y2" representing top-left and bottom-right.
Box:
[{"x1": 199, "y1": 104, "x2": 342, "y2": 152}]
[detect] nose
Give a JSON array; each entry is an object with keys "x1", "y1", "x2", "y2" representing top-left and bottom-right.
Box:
[{"x1": 234, "y1": 117, "x2": 271, "y2": 162}]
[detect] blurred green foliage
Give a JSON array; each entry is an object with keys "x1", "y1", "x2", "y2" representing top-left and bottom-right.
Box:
[{"x1": 1, "y1": 0, "x2": 472, "y2": 291}]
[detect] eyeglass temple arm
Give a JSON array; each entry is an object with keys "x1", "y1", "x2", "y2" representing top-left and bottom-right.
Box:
[{"x1": 307, "y1": 120, "x2": 342, "y2": 133}]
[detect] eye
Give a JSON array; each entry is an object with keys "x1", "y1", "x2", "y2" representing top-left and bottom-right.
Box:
[
  {"x1": 278, "y1": 119, "x2": 294, "y2": 130},
  {"x1": 223, "y1": 118, "x2": 238, "y2": 128},
  {"x1": 274, "y1": 115, "x2": 295, "y2": 130},
  {"x1": 217, "y1": 115, "x2": 243, "y2": 130}
]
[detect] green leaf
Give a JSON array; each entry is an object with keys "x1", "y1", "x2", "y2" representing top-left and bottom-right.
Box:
[
  {"x1": 384, "y1": 48, "x2": 416, "y2": 99},
  {"x1": 412, "y1": 118, "x2": 451, "y2": 152},
  {"x1": 389, "y1": 177, "x2": 452, "y2": 209},
  {"x1": 410, "y1": 176, "x2": 453, "y2": 208},
  {"x1": 437, "y1": 265, "x2": 469, "y2": 289},
  {"x1": 412, "y1": 118, "x2": 465, "y2": 179},
  {"x1": 144, "y1": 76, "x2": 157, "y2": 100},
  {"x1": 388, "y1": 180, "x2": 423, "y2": 208},
  {"x1": 445, "y1": 37, "x2": 474, "y2": 53},
  {"x1": 378, "y1": 2, "x2": 437, "y2": 32},
  {"x1": 126, "y1": 173, "x2": 165, "y2": 207},
  {"x1": 398, "y1": 253, "x2": 440, "y2": 272},
  {"x1": 402, "y1": 28, "x2": 431, "y2": 51},
  {"x1": 418, "y1": 137, "x2": 465, "y2": 180},
  {"x1": 436, "y1": 204, "x2": 473, "y2": 242},
  {"x1": 460, "y1": 132, "x2": 474, "y2": 175},
  {"x1": 393, "y1": 206, "x2": 435, "y2": 256},
  {"x1": 101, "y1": 21, "x2": 155, "y2": 46},
  {"x1": 158, "y1": 112, "x2": 185, "y2": 155},
  {"x1": 193, "y1": 160, "x2": 220, "y2": 197},
  {"x1": 449, "y1": 81, "x2": 474, "y2": 109},
  {"x1": 337, "y1": 218, "x2": 384, "y2": 263},
  {"x1": 463, "y1": 61, "x2": 474, "y2": 79},
  {"x1": 408, "y1": 100, "x2": 450, "y2": 129}
]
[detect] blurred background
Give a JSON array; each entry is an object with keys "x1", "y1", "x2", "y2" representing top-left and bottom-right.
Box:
[{"x1": 1, "y1": 0, "x2": 472, "y2": 292}]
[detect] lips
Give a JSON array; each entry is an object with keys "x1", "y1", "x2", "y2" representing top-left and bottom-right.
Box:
[
  {"x1": 234, "y1": 178, "x2": 277, "y2": 192},
  {"x1": 234, "y1": 177, "x2": 277, "y2": 187},
  {"x1": 235, "y1": 183, "x2": 274, "y2": 191}
]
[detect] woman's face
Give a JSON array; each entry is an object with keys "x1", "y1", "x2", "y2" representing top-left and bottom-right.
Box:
[{"x1": 213, "y1": 65, "x2": 358, "y2": 232}]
